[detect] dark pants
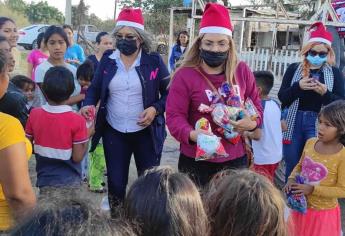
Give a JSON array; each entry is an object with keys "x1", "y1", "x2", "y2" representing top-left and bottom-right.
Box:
[
  {"x1": 102, "y1": 124, "x2": 161, "y2": 216},
  {"x1": 283, "y1": 111, "x2": 317, "y2": 182},
  {"x1": 178, "y1": 153, "x2": 248, "y2": 188}
]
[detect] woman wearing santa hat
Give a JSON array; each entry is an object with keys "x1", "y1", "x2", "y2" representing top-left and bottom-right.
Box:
[
  {"x1": 278, "y1": 22, "x2": 344, "y2": 182},
  {"x1": 81, "y1": 8, "x2": 169, "y2": 215},
  {"x1": 166, "y1": 3, "x2": 263, "y2": 187}
]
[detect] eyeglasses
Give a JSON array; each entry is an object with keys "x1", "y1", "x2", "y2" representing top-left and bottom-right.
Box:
[
  {"x1": 308, "y1": 50, "x2": 328, "y2": 58},
  {"x1": 115, "y1": 34, "x2": 138, "y2": 41}
]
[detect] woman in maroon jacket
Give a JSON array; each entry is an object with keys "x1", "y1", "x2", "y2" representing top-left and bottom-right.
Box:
[{"x1": 166, "y1": 3, "x2": 263, "y2": 187}]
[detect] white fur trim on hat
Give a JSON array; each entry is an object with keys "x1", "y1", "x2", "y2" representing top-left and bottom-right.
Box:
[
  {"x1": 199, "y1": 26, "x2": 232, "y2": 37},
  {"x1": 308, "y1": 37, "x2": 331, "y2": 46},
  {"x1": 116, "y1": 20, "x2": 144, "y2": 30}
]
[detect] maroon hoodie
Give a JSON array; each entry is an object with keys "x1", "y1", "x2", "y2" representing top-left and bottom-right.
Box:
[{"x1": 166, "y1": 61, "x2": 263, "y2": 163}]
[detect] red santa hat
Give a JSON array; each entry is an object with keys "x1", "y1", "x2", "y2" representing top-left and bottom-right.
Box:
[
  {"x1": 199, "y1": 3, "x2": 233, "y2": 37},
  {"x1": 116, "y1": 8, "x2": 144, "y2": 31},
  {"x1": 308, "y1": 22, "x2": 333, "y2": 46}
]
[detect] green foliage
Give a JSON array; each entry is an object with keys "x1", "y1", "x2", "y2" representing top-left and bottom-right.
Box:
[
  {"x1": 3, "y1": 0, "x2": 64, "y2": 25},
  {"x1": 0, "y1": 2, "x2": 29, "y2": 28},
  {"x1": 25, "y1": 1, "x2": 64, "y2": 24},
  {"x1": 4, "y1": 0, "x2": 26, "y2": 13}
]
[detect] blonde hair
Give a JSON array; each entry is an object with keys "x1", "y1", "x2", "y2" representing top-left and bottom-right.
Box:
[
  {"x1": 174, "y1": 34, "x2": 238, "y2": 85},
  {"x1": 205, "y1": 169, "x2": 289, "y2": 236},
  {"x1": 300, "y1": 42, "x2": 336, "y2": 79}
]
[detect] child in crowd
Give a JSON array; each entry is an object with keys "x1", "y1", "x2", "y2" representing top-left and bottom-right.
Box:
[
  {"x1": 285, "y1": 100, "x2": 345, "y2": 236},
  {"x1": 76, "y1": 60, "x2": 93, "y2": 108},
  {"x1": 26, "y1": 32, "x2": 49, "y2": 81},
  {"x1": 11, "y1": 75, "x2": 35, "y2": 110},
  {"x1": 11, "y1": 196, "x2": 135, "y2": 236},
  {"x1": 124, "y1": 166, "x2": 209, "y2": 236},
  {"x1": 206, "y1": 169, "x2": 289, "y2": 236},
  {"x1": 34, "y1": 25, "x2": 82, "y2": 110},
  {"x1": 76, "y1": 60, "x2": 106, "y2": 193},
  {"x1": 25, "y1": 66, "x2": 90, "y2": 195},
  {"x1": 246, "y1": 71, "x2": 283, "y2": 182}
]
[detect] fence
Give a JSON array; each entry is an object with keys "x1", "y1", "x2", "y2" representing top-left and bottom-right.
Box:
[{"x1": 238, "y1": 48, "x2": 301, "y2": 80}]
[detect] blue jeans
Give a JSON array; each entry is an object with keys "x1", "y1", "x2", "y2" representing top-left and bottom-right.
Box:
[{"x1": 283, "y1": 111, "x2": 317, "y2": 182}]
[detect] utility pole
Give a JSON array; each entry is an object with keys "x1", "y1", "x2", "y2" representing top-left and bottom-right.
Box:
[
  {"x1": 65, "y1": 0, "x2": 72, "y2": 25},
  {"x1": 114, "y1": 0, "x2": 118, "y2": 21}
]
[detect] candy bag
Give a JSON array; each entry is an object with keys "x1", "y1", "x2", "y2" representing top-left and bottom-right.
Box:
[
  {"x1": 244, "y1": 98, "x2": 259, "y2": 120},
  {"x1": 227, "y1": 85, "x2": 242, "y2": 108},
  {"x1": 198, "y1": 103, "x2": 243, "y2": 144},
  {"x1": 195, "y1": 118, "x2": 228, "y2": 161},
  {"x1": 286, "y1": 175, "x2": 307, "y2": 214},
  {"x1": 85, "y1": 106, "x2": 96, "y2": 128}
]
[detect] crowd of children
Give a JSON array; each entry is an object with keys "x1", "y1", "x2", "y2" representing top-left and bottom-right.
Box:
[{"x1": 1, "y1": 3, "x2": 345, "y2": 235}]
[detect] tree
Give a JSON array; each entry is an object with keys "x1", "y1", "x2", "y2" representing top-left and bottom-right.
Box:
[
  {"x1": 4, "y1": 0, "x2": 27, "y2": 13},
  {"x1": 25, "y1": 1, "x2": 64, "y2": 24},
  {"x1": 72, "y1": 0, "x2": 90, "y2": 27}
]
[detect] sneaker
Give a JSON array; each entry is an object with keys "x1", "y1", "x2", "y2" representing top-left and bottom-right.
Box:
[{"x1": 89, "y1": 186, "x2": 106, "y2": 193}]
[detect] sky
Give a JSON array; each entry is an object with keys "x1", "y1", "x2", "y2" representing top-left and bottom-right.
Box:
[{"x1": 23, "y1": 0, "x2": 245, "y2": 20}]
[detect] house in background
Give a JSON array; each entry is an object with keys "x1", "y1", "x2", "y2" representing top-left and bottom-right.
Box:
[{"x1": 230, "y1": 7, "x2": 301, "y2": 50}]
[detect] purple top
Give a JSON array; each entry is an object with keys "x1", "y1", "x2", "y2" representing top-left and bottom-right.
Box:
[{"x1": 166, "y1": 61, "x2": 263, "y2": 162}]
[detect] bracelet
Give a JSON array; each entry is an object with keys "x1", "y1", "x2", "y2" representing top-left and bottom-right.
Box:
[{"x1": 248, "y1": 123, "x2": 258, "y2": 132}]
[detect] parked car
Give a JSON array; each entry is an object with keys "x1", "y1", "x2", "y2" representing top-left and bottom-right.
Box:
[
  {"x1": 17, "y1": 24, "x2": 50, "y2": 50},
  {"x1": 74, "y1": 24, "x2": 100, "y2": 43}
]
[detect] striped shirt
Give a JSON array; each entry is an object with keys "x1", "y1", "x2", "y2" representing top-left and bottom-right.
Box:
[{"x1": 25, "y1": 104, "x2": 88, "y2": 187}]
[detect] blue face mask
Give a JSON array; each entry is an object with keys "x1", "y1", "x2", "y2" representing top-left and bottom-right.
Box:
[{"x1": 306, "y1": 54, "x2": 327, "y2": 67}]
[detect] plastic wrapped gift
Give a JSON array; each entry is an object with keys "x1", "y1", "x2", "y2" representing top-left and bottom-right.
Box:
[
  {"x1": 286, "y1": 175, "x2": 308, "y2": 214},
  {"x1": 195, "y1": 118, "x2": 228, "y2": 161}
]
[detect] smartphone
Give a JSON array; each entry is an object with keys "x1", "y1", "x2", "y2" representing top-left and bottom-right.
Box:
[{"x1": 311, "y1": 73, "x2": 320, "y2": 82}]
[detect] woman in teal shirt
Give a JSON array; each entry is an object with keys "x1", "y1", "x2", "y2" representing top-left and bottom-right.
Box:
[{"x1": 63, "y1": 25, "x2": 85, "y2": 67}]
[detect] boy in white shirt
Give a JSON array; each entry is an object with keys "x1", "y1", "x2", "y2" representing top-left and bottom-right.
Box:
[{"x1": 247, "y1": 71, "x2": 283, "y2": 182}]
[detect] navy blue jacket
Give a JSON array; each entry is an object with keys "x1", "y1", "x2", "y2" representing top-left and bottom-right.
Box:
[
  {"x1": 169, "y1": 44, "x2": 186, "y2": 71},
  {"x1": 83, "y1": 49, "x2": 170, "y2": 154}
]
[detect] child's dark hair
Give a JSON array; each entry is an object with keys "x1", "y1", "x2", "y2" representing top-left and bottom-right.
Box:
[
  {"x1": 36, "y1": 32, "x2": 45, "y2": 49},
  {"x1": 77, "y1": 60, "x2": 94, "y2": 81},
  {"x1": 44, "y1": 25, "x2": 70, "y2": 47},
  {"x1": 42, "y1": 66, "x2": 75, "y2": 104},
  {"x1": 11, "y1": 195, "x2": 136, "y2": 236},
  {"x1": 62, "y1": 24, "x2": 74, "y2": 33},
  {"x1": 0, "y1": 50, "x2": 8, "y2": 73},
  {"x1": 206, "y1": 169, "x2": 288, "y2": 236},
  {"x1": 0, "y1": 17, "x2": 15, "y2": 29},
  {"x1": 96, "y1": 32, "x2": 109, "y2": 44},
  {"x1": 11, "y1": 75, "x2": 35, "y2": 90},
  {"x1": 124, "y1": 166, "x2": 209, "y2": 236},
  {"x1": 253, "y1": 70, "x2": 274, "y2": 95},
  {"x1": 319, "y1": 100, "x2": 345, "y2": 145}
]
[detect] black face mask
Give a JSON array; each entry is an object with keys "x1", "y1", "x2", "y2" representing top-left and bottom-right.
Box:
[
  {"x1": 116, "y1": 39, "x2": 138, "y2": 56},
  {"x1": 200, "y1": 49, "x2": 228, "y2": 67}
]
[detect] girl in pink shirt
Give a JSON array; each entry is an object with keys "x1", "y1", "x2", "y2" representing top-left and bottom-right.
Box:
[
  {"x1": 166, "y1": 3, "x2": 263, "y2": 187},
  {"x1": 27, "y1": 32, "x2": 49, "y2": 81}
]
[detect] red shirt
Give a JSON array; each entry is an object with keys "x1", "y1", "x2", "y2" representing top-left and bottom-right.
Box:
[
  {"x1": 166, "y1": 61, "x2": 263, "y2": 162},
  {"x1": 26, "y1": 104, "x2": 88, "y2": 160}
]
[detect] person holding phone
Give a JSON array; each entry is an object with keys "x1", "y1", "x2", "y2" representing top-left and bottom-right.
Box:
[{"x1": 278, "y1": 22, "x2": 345, "y2": 182}]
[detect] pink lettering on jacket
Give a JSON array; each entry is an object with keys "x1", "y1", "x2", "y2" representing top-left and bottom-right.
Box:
[{"x1": 150, "y1": 68, "x2": 159, "y2": 80}]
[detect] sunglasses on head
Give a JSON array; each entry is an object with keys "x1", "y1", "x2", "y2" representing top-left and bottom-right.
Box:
[{"x1": 308, "y1": 50, "x2": 328, "y2": 58}]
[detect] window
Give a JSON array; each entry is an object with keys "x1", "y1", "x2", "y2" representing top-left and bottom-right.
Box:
[{"x1": 88, "y1": 25, "x2": 98, "y2": 32}]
